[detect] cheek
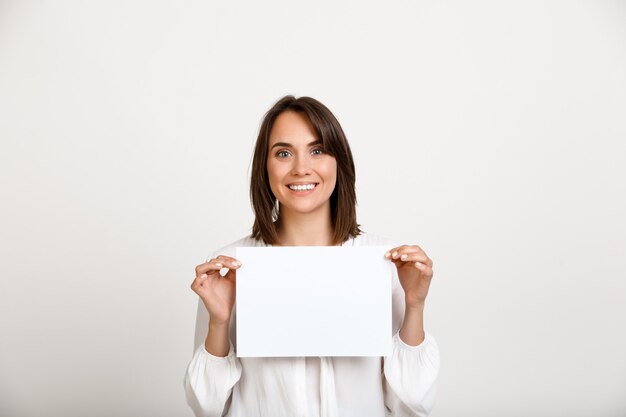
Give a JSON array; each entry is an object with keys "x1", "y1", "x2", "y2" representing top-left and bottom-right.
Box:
[
  {"x1": 319, "y1": 159, "x2": 338, "y2": 185},
  {"x1": 266, "y1": 160, "x2": 286, "y2": 191}
]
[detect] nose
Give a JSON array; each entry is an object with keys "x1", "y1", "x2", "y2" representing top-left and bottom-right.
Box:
[{"x1": 291, "y1": 153, "x2": 312, "y2": 176}]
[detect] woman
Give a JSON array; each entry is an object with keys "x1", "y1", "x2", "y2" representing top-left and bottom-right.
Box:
[{"x1": 183, "y1": 96, "x2": 439, "y2": 417}]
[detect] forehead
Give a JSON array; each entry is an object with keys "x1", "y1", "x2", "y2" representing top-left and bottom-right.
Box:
[{"x1": 268, "y1": 111, "x2": 318, "y2": 146}]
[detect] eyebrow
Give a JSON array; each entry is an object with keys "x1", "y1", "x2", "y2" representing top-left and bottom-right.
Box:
[{"x1": 270, "y1": 139, "x2": 322, "y2": 150}]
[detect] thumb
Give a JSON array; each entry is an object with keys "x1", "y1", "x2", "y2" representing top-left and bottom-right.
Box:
[
  {"x1": 225, "y1": 268, "x2": 237, "y2": 282},
  {"x1": 389, "y1": 258, "x2": 403, "y2": 269}
]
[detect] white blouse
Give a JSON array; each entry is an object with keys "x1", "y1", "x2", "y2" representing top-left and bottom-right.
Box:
[{"x1": 183, "y1": 232, "x2": 440, "y2": 417}]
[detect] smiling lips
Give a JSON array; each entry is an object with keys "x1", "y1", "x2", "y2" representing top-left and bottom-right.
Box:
[{"x1": 287, "y1": 183, "x2": 318, "y2": 192}]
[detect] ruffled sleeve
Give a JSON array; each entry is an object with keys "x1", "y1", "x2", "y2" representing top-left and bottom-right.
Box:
[
  {"x1": 383, "y1": 331, "x2": 440, "y2": 416},
  {"x1": 183, "y1": 341, "x2": 243, "y2": 417},
  {"x1": 382, "y1": 237, "x2": 440, "y2": 416},
  {"x1": 183, "y1": 245, "x2": 244, "y2": 417}
]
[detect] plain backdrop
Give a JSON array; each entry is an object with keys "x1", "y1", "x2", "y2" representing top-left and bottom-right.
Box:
[{"x1": 1, "y1": 1, "x2": 625, "y2": 416}]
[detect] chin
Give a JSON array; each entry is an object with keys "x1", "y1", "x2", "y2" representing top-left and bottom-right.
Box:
[
  {"x1": 285, "y1": 204, "x2": 322, "y2": 215},
  {"x1": 279, "y1": 199, "x2": 329, "y2": 215}
]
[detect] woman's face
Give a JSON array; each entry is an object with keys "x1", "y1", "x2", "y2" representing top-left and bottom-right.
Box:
[{"x1": 266, "y1": 110, "x2": 337, "y2": 218}]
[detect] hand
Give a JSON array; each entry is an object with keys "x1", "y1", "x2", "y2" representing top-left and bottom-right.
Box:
[
  {"x1": 385, "y1": 245, "x2": 434, "y2": 308},
  {"x1": 191, "y1": 255, "x2": 242, "y2": 326}
]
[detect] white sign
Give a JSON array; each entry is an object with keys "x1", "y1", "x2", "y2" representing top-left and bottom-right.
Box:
[{"x1": 235, "y1": 246, "x2": 393, "y2": 357}]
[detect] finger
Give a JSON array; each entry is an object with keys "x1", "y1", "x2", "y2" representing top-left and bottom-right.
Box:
[
  {"x1": 214, "y1": 255, "x2": 243, "y2": 269},
  {"x1": 385, "y1": 245, "x2": 420, "y2": 259},
  {"x1": 385, "y1": 246, "x2": 404, "y2": 259},
  {"x1": 195, "y1": 260, "x2": 226, "y2": 276},
  {"x1": 195, "y1": 257, "x2": 241, "y2": 276},
  {"x1": 398, "y1": 252, "x2": 431, "y2": 265},
  {"x1": 190, "y1": 272, "x2": 209, "y2": 291},
  {"x1": 386, "y1": 245, "x2": 432, "y2": 267}
]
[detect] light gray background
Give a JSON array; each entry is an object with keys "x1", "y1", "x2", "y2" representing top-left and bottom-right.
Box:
[{"x1": 1, "y1": 1, "x2": 625, "y2": 416}]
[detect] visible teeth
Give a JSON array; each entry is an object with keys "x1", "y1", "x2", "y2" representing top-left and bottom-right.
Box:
[{"x1": 289, "y1": 183, "x2": 316, "y2": 191}]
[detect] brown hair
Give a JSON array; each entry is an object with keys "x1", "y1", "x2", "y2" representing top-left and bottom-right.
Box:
[{"x1": 250, "y1": 95, "x2": 362, "y2": 245}]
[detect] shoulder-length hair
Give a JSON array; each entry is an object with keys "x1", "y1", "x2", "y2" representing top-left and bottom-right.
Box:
[{"x1": 250, "y1": 95, "x2": 362, "y2": 245}]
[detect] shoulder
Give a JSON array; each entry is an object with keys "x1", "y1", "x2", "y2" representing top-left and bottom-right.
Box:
[
  {"x1": 348, "y1": 230, "x2": 400, "y2": 248},
  {"x1": 205, "y1": 235, "x2": 265, "y2": 260}
]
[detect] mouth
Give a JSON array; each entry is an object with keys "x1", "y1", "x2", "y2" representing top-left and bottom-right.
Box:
[{"x1": 286, "y1": 183, "x2": 319, "y2": 193}]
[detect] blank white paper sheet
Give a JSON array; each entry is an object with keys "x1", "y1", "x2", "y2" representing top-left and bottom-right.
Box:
[{"x1": 235, "y1": 246, "x2": 393, "y2": 357}]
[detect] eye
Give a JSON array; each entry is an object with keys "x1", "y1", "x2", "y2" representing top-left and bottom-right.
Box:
[
  {"x1": 311, "y1": 148, "x2": 324, "y2": 155},
  {"x1": 276, "y1": 150, "x2": 291, "y2": 158}
]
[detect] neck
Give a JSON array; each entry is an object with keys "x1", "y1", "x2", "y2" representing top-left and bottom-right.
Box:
[{"x1": 275, "y1": 204, "x2": 334, "y2": 246}]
